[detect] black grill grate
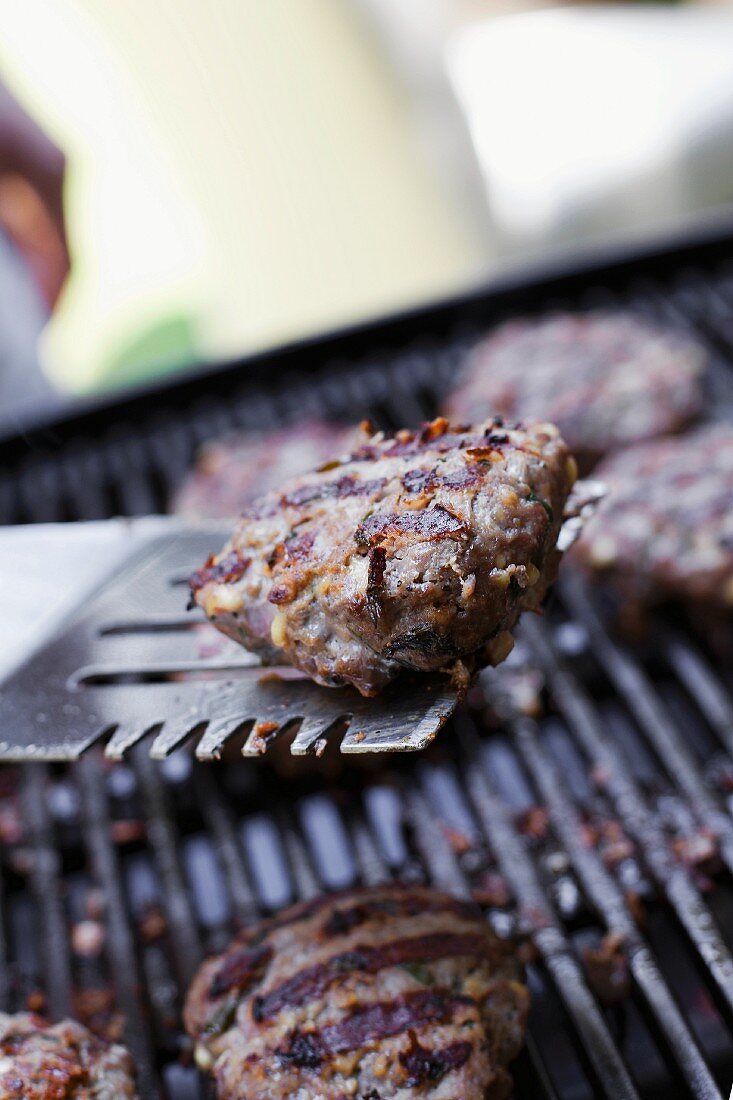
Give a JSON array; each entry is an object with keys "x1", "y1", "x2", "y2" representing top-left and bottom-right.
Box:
[{"x1": 1, "y1": 237, "x2": 733, "y2": 1098}]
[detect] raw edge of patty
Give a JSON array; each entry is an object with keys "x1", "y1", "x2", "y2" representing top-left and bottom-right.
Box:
[
  {"x1": 0, "y1": 1012, "x2": 138, "y2": 1099},
  {"x1": 190, "y1": 417, "x2": 576, "y2": 696},
  {"x1": 184, "y1": 883, "x2": 530, "y2": 1100},
  {"x1": 444, "y1": 311, "x2": 706, "y2": 472},
  {"x1": 570, "y1": 421, "x2": 733, "y2": 623}
]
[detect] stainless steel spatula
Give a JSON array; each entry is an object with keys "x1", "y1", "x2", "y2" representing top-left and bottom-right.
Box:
[
  {"x1": 0, "y1": 480, "x2": 601, "y2": 762},
  {"x1": 0, "y1": 521, "x2": 458, "y2": 760}
]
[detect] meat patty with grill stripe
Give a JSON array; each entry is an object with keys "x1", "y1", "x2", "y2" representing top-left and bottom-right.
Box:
[
  {"x1": 571, "y1": 422, "x2": 733, "y2": 619},
  {"x1": 190, "y1": 417, "x2": 575, "y2": 695},
  {"x1": 444, "y1": 312, "x2": 706, "y2": 472},
  {"x1": 184, "y1": 884, "x2": 530, "y2": 1099},
  {"x1": 0, "y1": 1013, "x2": 138, "y2": 1099}
]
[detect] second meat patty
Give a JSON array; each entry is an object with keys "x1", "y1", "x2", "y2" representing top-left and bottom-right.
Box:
[
  {"x1": 444, "y1": 311, "x2": 706, "y2": 472},
  {"x1": 185, "y1": 883, "x2": 529, "y2": 1100},
  {"x1": 190, "y1": 417, "x2": 575, "y2": 695}
]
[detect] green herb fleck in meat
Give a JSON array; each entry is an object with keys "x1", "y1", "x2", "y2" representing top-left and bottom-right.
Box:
[
  {"x1": 527, "y1": 489, "x2": 554, "y2": 522},
  {"x1": 401, "y1": 962, "x2": 434, "y2": 985}
]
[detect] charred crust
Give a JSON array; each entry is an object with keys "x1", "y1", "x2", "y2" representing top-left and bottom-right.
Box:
[
  {"x1": 276, "y1": 1032, "x2": 322, "y2": 1070},
  {"x1": 282, "y1": 475, "x2": 385, "y2": 508},
  {"x1": 208, "y1": 943, "x2": 273, "y2": 1000},
  {"x1": 401, "y1": 467, "x2": 435, "y2": 495},
  {"x1": 366, "y1": 546, "x2": 388, "y2": 626},
  {"x1": 419, "y1": 417, "x2": 450, "y2": 442},
  {"x1": 384, "y1": 627, "x2": 459, "y2": 660},
  {"x1": 275, "y1": 989, "x2": 473, "y2": 1069},
  {"x1": 268, "y1": 581, "x2": 298, "y2": 605},
  {"x1": 251, "y1": 932, "x2": 493, "y2": 1021},
  {"x1": 355, "y1": 505, "x2": 468, "y2": 548},
  {"x1": 189, "y1": 550, "x2": 250, "y2": 592},
  {"x1": 285, "y1": 529, "x2": 316, "y2": 560},
  {"x1": 399, "y1": 1036, "x2": 473, "y2": 1087}
]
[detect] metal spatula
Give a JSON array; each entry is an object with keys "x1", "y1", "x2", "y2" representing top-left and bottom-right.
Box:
[
  {"x1": 0, "y1": 521, "x2": 458, "y2": 760},
  {"x1": 0, "y1": 481, "x2": 601, "y2": 762}
]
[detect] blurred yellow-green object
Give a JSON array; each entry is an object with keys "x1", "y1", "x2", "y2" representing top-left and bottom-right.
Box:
[{"x1": 0, "y1": 0, "x2": 485, "y2": 394}]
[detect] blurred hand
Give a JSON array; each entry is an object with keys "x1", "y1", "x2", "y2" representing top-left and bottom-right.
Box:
[{"x1": 0, "y1": 79, "x2": 69, "y2": 310}]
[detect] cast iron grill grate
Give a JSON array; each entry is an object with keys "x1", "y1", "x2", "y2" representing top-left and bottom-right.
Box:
[{"x1": 0, "y1": 236, "x2": 732, "y2": 1097}]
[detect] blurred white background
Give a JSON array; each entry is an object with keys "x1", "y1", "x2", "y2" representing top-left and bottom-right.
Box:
[{"x1": 0, "y1": 0, "x2": 732, "y2": 398}]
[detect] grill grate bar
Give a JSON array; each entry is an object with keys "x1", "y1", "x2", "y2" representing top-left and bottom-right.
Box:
[
  {"x1": 458, "y1": 721, "x2": 641, "y2": 1100},
  {"x1": 405, "y1": 783, "x2": 473, "y2": 898},
  {"x1": 192, "y1": 767, "x2": 260, "y2": 927},
  {"x1": 131, "y1": 747, "x2": 203, "y2": 991},
  {"x1": 664, "y1": 632, "x2": 733, "y2": 755},
  {"x1": 561, "y1": 577, "x2": 733, "y2": 874},
  {"x1": 511, "y1": 713, "x2": 723, "y2": 1099},
  {"x1": 277, "y1": 811, "x2": 321, "y2": 902},
  {"x1": 347, "y1": 813, "x2": 392, "y2": 887},
  {"x1": 19, "y1": 765, "x2": 73, "y2": 1019},
  {"x1": 76, "y1": 753, "x2": 161, "y2": 1099},
  {"x1": 521, "y1": 616, "x2": 733, "y2": 1021},
  {"x1": 404, "y1": 781, "x2": 561, "y2": 1099}
]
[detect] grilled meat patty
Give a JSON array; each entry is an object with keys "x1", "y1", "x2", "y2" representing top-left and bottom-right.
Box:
[
  {"x1": 0, "y1": 1012, "x2": 137, "y2": 1099},
  {"x1": 184, "y1": 884, "x2": 530, "y2": 1100},
  {"x1": 571, "y1": 422, "x2": 733, "y2": 617},
  {"x1": 444, "y1": 312, "x2": 706, "y2": 472},
  {"x1": 190, "y1": 417, "x2": 575, "y2": 695},
  {"x1": 173, "y1": 421, "x2": 356, "y2": 519}
]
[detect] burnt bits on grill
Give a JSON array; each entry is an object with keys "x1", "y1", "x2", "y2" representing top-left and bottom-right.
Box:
[
  {"x1": 172, "y1": 421, "x2": 357, "y2": 519},
  {"x1": 0, "y1": 1012, "x2": 138, "y2": 1099},
  {"x1": 444, "y1": 311, "x2": 706, "y2": 472},
  {"x1": 184, "y1": 884, "x2": 530, "y2": 1100},
  {"x1": 571, "y1": 422, "x2": 733, "y2": 621},
  {"x1": 190, "y1": 417, "x2": 576, "y2": 696}
]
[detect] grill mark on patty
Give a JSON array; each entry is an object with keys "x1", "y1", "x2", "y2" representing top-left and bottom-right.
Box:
[
  {"x1": 276, "y1": 989, "x2": 474, "y2": 1068},
  {"x1": 399, "y1": 1037, "x2": 473, "y2": 1087},
  {"x1": 355, "y1": 505, "x2": 468, "y2": 548},
  {"x1": 401, "y1": 467, "x2": 435, "y2": 495},
  {"x1": 401, "y1": 464, "x2": 485, "y2": 496},
  {"x1": 209, "y1": 943, "x2": 273, "y2": 999},
  {"x1": 190, "y1": 550, "x2": 250, "y2": 592},
  {"x1": 282, "y1": 475, "x2": 386, "y2": 508},
  {"x1": 252, "y1": 933, "x2": 492, "y2": 1021},
  {"x1": 207, "y1": 889, "x2": 474, "y2": 1001},
  {"x1": 321, "y1": 895, "x2": 479, "y2": 938},
  {"x1": 366, "y1": 546, "x2": 388, "y2": 626}
]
